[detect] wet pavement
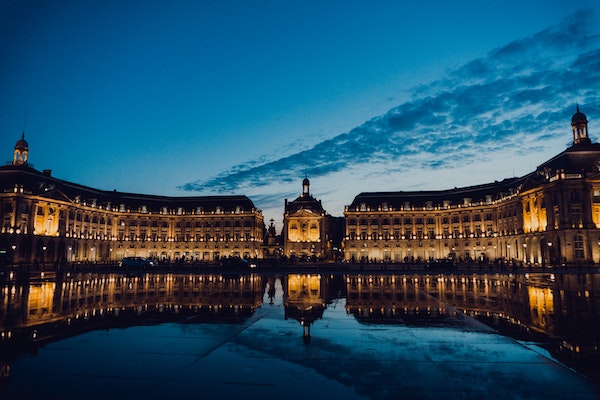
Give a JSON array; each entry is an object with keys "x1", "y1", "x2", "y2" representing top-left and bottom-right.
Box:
[{"x1": 1, "y1": 272, "x2": 599, "y2": 399}]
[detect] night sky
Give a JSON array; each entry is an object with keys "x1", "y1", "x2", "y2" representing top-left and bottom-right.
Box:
[{"x1": 1, "y1": 1, "x2": 599, "y2": 226}]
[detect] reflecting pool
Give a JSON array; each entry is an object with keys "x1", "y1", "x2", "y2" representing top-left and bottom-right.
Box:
[{"x1": 0, "y1": 270, "x2": 599, "y2": 399}]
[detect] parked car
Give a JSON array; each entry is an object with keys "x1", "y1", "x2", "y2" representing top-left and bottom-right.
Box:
[
  {"x1": 219, "y1": 257, "x2": 257, "y2": 271},
  {"x1": 119, "y1": 257, "x2": 156, "y2": 269}
]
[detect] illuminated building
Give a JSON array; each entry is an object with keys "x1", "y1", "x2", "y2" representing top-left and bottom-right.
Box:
[
  {"x1": 344, "y1": 108, "x2": 600, "y2": 266},
  {"x1": 0, "y1": 137, "x2": 265, "y2": 265},
  {"x1": 283, "y1": 274, "x2": 326, "y2": 343},
  {"x1": 283, "y1": 178, "x2": 343, "y2": 260}
]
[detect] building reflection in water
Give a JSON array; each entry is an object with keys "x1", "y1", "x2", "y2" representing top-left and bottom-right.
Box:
[
  {"x1": 0, "y1": 271, "x2": 599, "y2": 381},
  {"x1": 0, "y1": 271, "x2": 264, "y2": 377},
  {"x1": 283, "y1": 274, "x2": 326, "y2": 344},
  {"x1": 345, "y1": 272, "x2": 600, "y2": 381}
]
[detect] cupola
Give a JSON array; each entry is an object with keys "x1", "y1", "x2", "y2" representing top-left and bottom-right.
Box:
[
  {"x1": 13, "y1": 132, "x2": 29, "y2": 166},
  {"x1": 302, "y1": 177, "x2": 310, "y2": 197},
  {"x1": 572, "y1": 105, "x2": 591, "y2": 145}
]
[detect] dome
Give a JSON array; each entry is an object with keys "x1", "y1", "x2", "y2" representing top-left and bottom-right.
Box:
[
  {"x1": 302, "y1": 177, "x2": 310, "y2": 186},
  {"x1": 15, "y1": 133, "x2": 28, "y2": 150},
  {"x1": 572, "y1": 105, "x2": 588, "y2": 125}
]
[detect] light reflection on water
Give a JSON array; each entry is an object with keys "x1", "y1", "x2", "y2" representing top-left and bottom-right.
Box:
[{"x1": 0, "y1": 270, "x2": 599, "y2": 398}]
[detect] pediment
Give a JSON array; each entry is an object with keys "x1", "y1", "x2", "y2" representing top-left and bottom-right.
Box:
[
  {"x1": 37, "y1": 188, "x2": 74, "y2": 203},
  {"x1": 288, "y1": 208, "x2": 319, "y2": 218}
]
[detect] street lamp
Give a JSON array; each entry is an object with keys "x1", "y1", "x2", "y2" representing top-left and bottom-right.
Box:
[
  {"x1": 11, "y1": 245, "x2": 16, "y2": 267},
  {"x1": 42, "y1": 245, "x2": 47, "y2": 269}
]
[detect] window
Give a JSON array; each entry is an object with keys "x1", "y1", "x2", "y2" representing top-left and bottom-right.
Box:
[
  {"x1": 570, "y1": 191, "x2": 580, "y2": 202},
  {"x1": 574, "y1": 235, "x2": 585, "y2": 259}
]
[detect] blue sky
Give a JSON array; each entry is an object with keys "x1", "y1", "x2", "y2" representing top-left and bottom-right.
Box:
[{"x1": 1, "y1": 1, "x2": 599, "y2": 227}]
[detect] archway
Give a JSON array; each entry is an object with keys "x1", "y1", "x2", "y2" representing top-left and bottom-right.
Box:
[{"x1": 548, "y1": 236, "x2": 562, "y2": 265}]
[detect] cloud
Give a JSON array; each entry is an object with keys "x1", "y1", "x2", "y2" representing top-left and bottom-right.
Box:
[{"x1": 179, "y1": 10, "x2": 600, "y2": 219}]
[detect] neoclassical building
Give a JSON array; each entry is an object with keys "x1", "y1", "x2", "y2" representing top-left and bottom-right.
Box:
[
  {"x1": 0, "y1": 136, "x2": 265, "y2": 265},
  {"x1": 283, "y1": 178, "x2": 343, "y2": 260},
  {"x1": 3, "y1": 108, "x2": 600, "y2": 267},
  {"x1": 344, "y1": 108, "x2": 600, "y2": 266}
]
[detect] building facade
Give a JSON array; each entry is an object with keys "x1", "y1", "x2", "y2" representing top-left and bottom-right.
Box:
[
  {"x1": 283, "y1": 178, "x2": 328, "y2": 260},
  {"x1": 282, "y1": 178, "x2": 344, "y2": 261},
  {"x1": 344, "y1": 108, "x2": 600, "y2": 266},
  {"x1": 3, "y1": 108, "x2": 600, "y2": 267},
  {"x1": 0, "y1": 136, "x2": 265, "y2": 266}
]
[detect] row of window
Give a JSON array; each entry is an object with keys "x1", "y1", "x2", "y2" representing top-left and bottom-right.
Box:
[
  {"x1": 31, "y1": 208, "x2": 257, "y2": 228},
  {"x1": 347, "y1": 214, "x2": 495, "y2": 226}
]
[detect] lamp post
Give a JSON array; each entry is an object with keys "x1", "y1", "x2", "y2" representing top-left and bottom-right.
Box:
[
  {"x1": 42, "y1": 244, "x2": 47, "y2": 269},
  {"x1": 11, "y1": 245, "x2": 16, "y2": 268}
]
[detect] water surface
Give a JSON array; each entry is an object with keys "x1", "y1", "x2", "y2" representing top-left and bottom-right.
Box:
[{"x1": 0, "y1": 270, "x2": 598, "y2": 399}]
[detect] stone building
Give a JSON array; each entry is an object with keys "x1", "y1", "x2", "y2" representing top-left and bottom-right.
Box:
[
  {"x1": 283, "y1": 178, "x2": 342, "y2": 260},
  {"x1": 344, "y1": 108, "x2": 600, "y2": 266},
  {"x1": 0, "y1": 136, "x2": 265, "y2": 266}
]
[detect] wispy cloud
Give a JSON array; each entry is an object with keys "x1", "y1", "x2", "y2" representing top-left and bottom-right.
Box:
[{"x1": 179, "y1": 10, "x2": 600, "y2": 219}]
